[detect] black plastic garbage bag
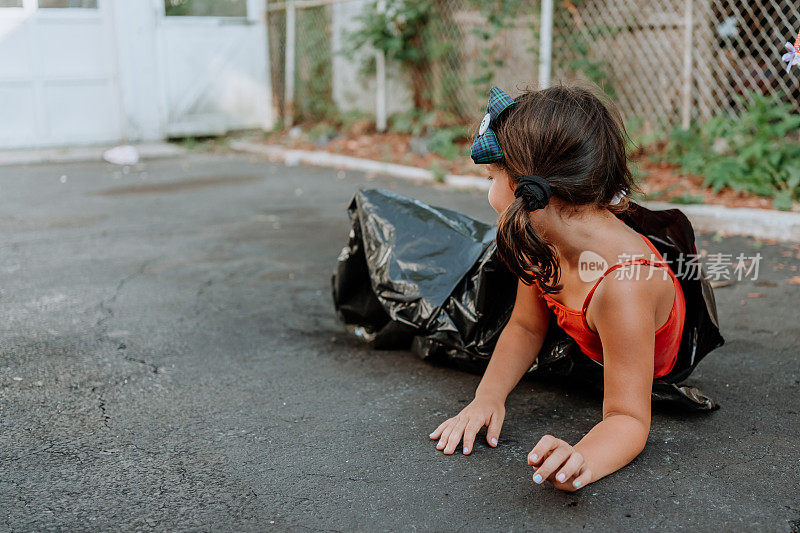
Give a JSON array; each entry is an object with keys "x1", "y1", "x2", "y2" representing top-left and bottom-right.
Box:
[{"x1": 332, "y1": 188, "x2": 725, "y2": 411}]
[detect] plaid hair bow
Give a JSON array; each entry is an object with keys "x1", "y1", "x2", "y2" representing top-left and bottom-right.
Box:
[{"x1": 470, "y1": 86, "x2": 516, "y2": 164}]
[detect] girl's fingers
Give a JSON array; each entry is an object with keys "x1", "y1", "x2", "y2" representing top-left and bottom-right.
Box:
[
  {"x1": 527, "y1": 434, "x2": 560, "y2": 466},
  {"x1": 553, "y1": 451, "x2": 584, "y2": 484},
  {"x1": 531, "y1": 445, "x2": 570, "y2": 484},
  {"x1": 444, "y1": 418, "x2": 468, "y2": 454},
  {"x1": 485, "y1": 410, "x2": 504, "y2": 447},
  {"x1": 461, "y1": 419, "x2": 483, "y2": 455},
  {"x1": 436, "y1": 422, "x2": 454, "y2": 450},
  {"x1": 570, "y1": 464, "x2": 592, "y2": 490},
  {"x1": 429, "y1": 420, "x2": 449, "y2": 440}
]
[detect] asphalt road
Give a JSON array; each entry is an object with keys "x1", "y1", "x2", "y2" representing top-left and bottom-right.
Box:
[{"x1": 1, "y1": 152, "x2": 798, "y2": 532}]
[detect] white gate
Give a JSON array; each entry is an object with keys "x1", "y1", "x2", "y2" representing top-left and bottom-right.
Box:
[
  {"x1": 0, "y1": 0, "x2": 124, "y2": 149},
  {"x1": 154, "y1": 0, "x2": 270, "y2": 137}
]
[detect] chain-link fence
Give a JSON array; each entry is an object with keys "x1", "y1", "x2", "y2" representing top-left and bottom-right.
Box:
[
  {"x1": 267, "y1": 0, "x2": 800, "y2": 134},
  {"x1": 551, "y1": 0, "x2": 800, "y2": 135},
  {"x1": 267, "y1": 0, "x2": 544, "y2": 128},
  {"x1": 268, "y1": 0, "x2": 340, "y2": 126}
]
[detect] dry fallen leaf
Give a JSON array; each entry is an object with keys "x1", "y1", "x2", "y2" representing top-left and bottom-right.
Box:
[
  {"x1": 746, "y1": 292, "x2": 765, "y2": 298},
  {"x1": 788, "y1": 276, "x2": 800, "y2": 285}
]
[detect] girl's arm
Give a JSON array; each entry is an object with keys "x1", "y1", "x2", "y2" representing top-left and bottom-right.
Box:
[
  {"x1": 575, "y1": 271, "x2": 657, "y2": 478},
  {"x1": 475, "y1": 279, "x2": 552, "y2": 403},
  {"x1": 528, "y1": 267, "x2": 664, "y2": 491},
  {"x1": 429, "y1": 278, "x2": 551, "y2": 455}
]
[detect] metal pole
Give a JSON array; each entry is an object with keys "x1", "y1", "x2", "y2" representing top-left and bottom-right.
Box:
[
  {"x1": 284, "y1": 0, "x2": 296, "y2": 128},
  {"x1": 375, "y1": 0, "x2": 387, "y2": 132},
  {"x1": 258, "y1": 0, "x2": 276, "y2": 131},
  {"x1": 681, "y1": 0, "x2": 694, "y2": 130},
  {"x1": 538, "y1": 0, "x2": 553, "y2": 90}
]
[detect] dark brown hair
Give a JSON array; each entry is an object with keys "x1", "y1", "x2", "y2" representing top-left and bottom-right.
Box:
[{"x1": 491, "y1": 81, "x2": 643, "y2": 294}]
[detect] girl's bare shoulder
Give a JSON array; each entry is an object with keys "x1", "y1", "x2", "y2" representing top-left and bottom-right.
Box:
[{"x1": 587, "y1": 262, "x2": 675, "y2": 331}]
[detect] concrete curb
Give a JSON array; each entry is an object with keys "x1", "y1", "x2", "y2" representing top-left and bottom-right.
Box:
[
  {"x1": 641, "y1": 201, "x2": 800, "y2": 242},
  {"x1": 232, "y1": 140, "x2": 800, "y2": 242},
  {"x1": 0, "y1": 142, "x2": 187, "y2": 167},
  {"x1": 229, "y1": 140, "x2": 484, "y2": 190}
]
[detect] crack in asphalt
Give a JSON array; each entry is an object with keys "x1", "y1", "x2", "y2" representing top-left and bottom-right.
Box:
[
  {"x1": 91, "y1": 386, "x2": 111, "y2": 430},
  {"x1": 95, "y1": 261, "x2": 151, "y2": 331},
  {"x1": 123, "y1": 355, "x2": 161, "y2": 374},
  {"x1": 705, "y1": 452, "x2": 792, "y2": 479},
  {"x1": 86, "y1": 259, "x2": 156, "y2": 430}
]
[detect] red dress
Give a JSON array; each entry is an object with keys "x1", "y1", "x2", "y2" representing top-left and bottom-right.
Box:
[{"x1": 534, "y1": 233, "x2": 685, "y2": 379}]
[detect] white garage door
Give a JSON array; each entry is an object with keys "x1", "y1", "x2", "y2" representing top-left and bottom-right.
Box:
[
  {"x1": 155, "y1": 0, "x2": 270, "y2": 137},
  {"x1": 0, "y1": 0, "x2": 124, "y2": 149}
]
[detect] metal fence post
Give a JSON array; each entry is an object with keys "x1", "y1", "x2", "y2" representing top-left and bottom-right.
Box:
[
  {"x1": 681, "y1": 0, "x2": 694, "y2": 130},
  {"x1": 375, "y1": 0, "x2": 387, "y2": 133},
  {"x1": 256, "y1": 0, "x2": 275, "y2": 131},
  {"x1": 538, "y1": 0, "x2": 554, "y2": 90},
  {"x1": 284, "y1": 0, "x2": 296, "y2": 128}
]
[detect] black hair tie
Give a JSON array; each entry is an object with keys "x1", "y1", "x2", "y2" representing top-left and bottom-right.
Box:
[{"x1": 514, "y1": 175, "x2": 551, "y2": 212}]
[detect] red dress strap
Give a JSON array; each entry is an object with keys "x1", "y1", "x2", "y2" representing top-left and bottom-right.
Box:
[{"x1": 579, "y1": 258, "x2": 669, "y2": 332}]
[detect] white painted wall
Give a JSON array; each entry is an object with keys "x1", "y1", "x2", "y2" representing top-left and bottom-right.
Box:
[{"x1": 0, "y1": 0, "x2": 274, "y2": 149}]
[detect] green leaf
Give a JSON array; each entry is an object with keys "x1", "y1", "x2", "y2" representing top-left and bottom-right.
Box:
[
  {"x1": 772, "y1": 189, "x2": 794, "y2": 211},
  {"x1": 785, "y1": 166, "x2": 800, "y2": 190},
  {"x1": 668, "y1": 193, "x2": 705, "y2": 205}
]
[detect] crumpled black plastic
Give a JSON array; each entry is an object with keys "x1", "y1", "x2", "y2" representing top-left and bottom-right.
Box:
[{"x1": 331, "y1": 188, "x2": 725, "y2": 411}]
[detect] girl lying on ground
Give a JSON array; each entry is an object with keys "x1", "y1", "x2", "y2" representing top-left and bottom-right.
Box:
[{"x1": 429, "y1": 83, "x2": 686, "y2": 492}]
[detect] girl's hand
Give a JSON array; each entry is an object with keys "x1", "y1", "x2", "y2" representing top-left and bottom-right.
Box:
[
  {"x1": 428, "y1": 396, "x2": 505, "y2": 455},
  {"x1": 527, "y1": 434, "x2": 592, "y2": 492}
]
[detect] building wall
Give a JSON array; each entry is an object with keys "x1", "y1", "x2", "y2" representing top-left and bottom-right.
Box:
[{"x1": 0, "y1": 0, "x2": 272, "y2": 149}]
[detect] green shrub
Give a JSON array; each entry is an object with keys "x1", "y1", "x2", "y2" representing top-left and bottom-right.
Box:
[
  {"x1": 334, "y1": 109, "x2": 373, "y2": 131},
  {"x1": 668, "y1": 193, "x2": 705, "y2": 205},
  {"x1": 430, "y1": 161, "x2": 446, "y2": 182},
  {"x1": 661, "y1": 90, "x2": 800, "y2": 210},
  {"x1": 428, "y1": 126, "x2": 469, "y2": 160},
  {"x1": 625, "y1": 115, "x2": 669, "y2": 154},
  {"x1": 388, "y1": 109, "x2": 437, "y2": 137}
]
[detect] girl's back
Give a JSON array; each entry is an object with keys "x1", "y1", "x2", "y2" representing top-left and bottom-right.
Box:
[{"x1": 535, "y1": 231, "x2": 685, "y2": 379}]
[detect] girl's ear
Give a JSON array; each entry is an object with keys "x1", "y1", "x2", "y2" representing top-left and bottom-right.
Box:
[{"x1": 499, "y1": 167, "x2": 515, "y2": 191}]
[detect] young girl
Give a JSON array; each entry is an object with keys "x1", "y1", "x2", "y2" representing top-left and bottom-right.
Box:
[{"x1": 428, "y1": 83, "x2": 686, "y2": 492}]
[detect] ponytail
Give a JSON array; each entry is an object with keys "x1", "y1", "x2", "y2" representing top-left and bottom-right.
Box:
[{"x1": 496, "y1": 196, "x2": 562, "y2": 293}]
